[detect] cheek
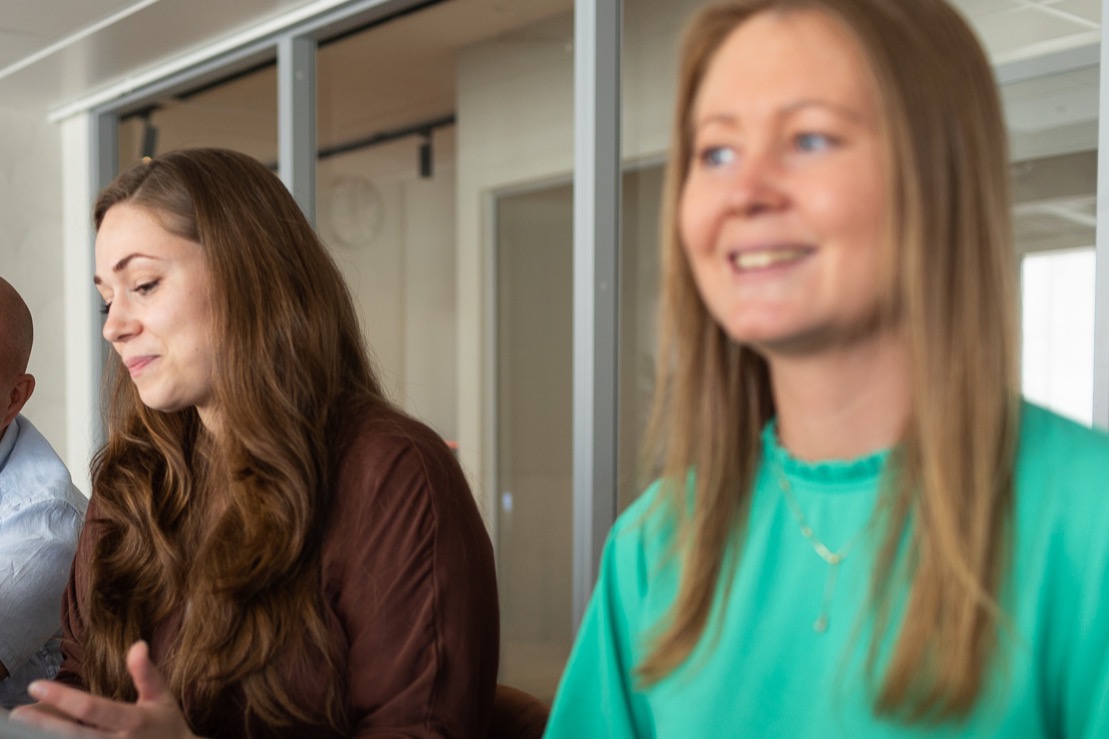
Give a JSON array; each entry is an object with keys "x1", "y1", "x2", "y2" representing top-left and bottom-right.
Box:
[
  {"x1": 807, "y1": 175, "x2": 885, "y2": 246},
  {"x1": 678, "y1": 181, "x2": 711, "y2": 258}
]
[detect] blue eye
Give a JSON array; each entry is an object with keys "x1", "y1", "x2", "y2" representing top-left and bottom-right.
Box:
[
  {"x1": 795, "y1": 133, "x2": 836, "y2": 152},
  {"x1": 698, "y1": 146, "x2": 736, "y2": 168}
]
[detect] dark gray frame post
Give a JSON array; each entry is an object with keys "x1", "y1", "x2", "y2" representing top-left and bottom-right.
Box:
[{"x1": 572, "y1": 0, "x2": 621, "y2": 631}]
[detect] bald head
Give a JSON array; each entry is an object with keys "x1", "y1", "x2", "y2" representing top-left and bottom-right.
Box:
[{"x1": 0, "y1": 277, "x2": 33, "y2": 378}]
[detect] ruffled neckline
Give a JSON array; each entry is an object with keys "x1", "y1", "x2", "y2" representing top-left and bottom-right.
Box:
[{"x1": 760, "y1": 418, "x2": 890, "y2": 489}]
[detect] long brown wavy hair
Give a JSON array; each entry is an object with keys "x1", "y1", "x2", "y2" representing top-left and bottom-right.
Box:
[
  {"x1": 640, "y1": 0, "x2": 1019, "y2": 722},
  {"x1": 87, "y1": 148, "x2": 388, "y2": 735}
]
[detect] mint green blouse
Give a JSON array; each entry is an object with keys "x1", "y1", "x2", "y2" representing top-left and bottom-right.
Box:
[{"x1": 545, "y1": 402, "x2": 1109, "y2": 737}]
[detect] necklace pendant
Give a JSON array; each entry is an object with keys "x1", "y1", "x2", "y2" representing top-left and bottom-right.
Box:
[{"x1": 813, "y1": 615, "x2": 828, "y2": 633}]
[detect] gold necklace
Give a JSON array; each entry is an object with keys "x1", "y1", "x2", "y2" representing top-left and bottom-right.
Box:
[{"x1": 776, "y1": 465, "x2": 866, "y2": 633}]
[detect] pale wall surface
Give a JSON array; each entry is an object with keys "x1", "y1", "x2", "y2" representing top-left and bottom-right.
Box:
[
  {"x1": 316, "y1": 131, "x2": 458, "y2": 443},
  {"x1": 0, "y1": 111, "x2": 76, "y2": 488}
]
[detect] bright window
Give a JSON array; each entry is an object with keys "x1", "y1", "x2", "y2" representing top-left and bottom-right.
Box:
[{"x1": 1021, "y1": 248, "x2": 1095, "y2": 425}]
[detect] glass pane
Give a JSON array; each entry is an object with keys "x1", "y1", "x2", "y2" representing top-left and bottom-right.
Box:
[
  {"x1": 314, "y1": 0, "x2": 574, "y2": 702},
  {"x1": 116, "y1": 63, "x2": 277, "y2": 172},
  {"x1": 495, "y1": 183, "x2": 573, "y2": 702},
  {"x1": 619, "y1": 0, "x2": 703, "y2": 513},
  {"x1": 618, "y1": 165, "x2": 663, "y2": 512}
]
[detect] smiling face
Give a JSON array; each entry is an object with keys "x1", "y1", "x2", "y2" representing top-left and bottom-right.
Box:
[
  {"x1": 95, "y1": 203, "x2": 218, "y2": 425},
  {"x1": 679, "y1": 9, "x2": 890, "y2": 357}
]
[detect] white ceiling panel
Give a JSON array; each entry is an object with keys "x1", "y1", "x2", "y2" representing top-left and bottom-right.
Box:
[
  {"x1": 954, "y1": 0, "x2": 1021, "y2": 20},
  {"x1": 974, "y1": 6, "x2": 1099, "y2": 62},
  {"x1": 0, "y1": 0, "x2": 327, "y2": 114},
  {"x1": 0, "y1": 0, "x2": 134, "y2": 36},
  {"x1": 1006, "y1": 84, "x2": 1099, "y2": 131},
  {"x1": 950, "y1": 0, "x2": 1101, "y2": 63},
  {"x1": 1052, "y1": 0, "x2": 1101, "y2": 25}
]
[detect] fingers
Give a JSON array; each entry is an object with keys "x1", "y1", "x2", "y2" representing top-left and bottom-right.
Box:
[
  {"x1": 12, "y1": 645, "x2": 193, "y2": 739},
  {"x1": 22, "y1": 674, "x2": 138, "y2": 732},
  {"x1": 11, "y1": 698, "x2": 106, "y2": 738},
  {"x1": 126, "y1": 641, "x2": 170, "y2": 704}
]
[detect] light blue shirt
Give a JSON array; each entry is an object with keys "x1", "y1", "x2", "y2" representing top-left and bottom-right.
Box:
[{"x1": 0, "y1": 415, "x2": 86, "y2": 707}]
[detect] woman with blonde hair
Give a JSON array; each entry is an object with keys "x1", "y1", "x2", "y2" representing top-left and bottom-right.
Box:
[
  {"x1": 12, "y1": 147, "x2": 499, "y2": 738},
  {"x1": 545, "y1": 0, "x2": 1109, "y2": 735}
]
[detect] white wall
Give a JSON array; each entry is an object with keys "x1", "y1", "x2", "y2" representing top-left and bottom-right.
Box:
[
  {"x1": 60, "y1": 115, "x2": 98, "y2": 497},
  {"x1": 316, "y1": 130, "x2": 458, "y2": 441},
  {"x1": 0, "y1": 111, "x2": 80, "y2": 487}
]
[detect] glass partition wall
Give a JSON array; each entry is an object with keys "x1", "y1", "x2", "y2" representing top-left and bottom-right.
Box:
[
  {"x1": 115, "y1": 62, "x2": 278, "y2": 172},
  {"x1": 91, "y1": 0, "x2": 1105, "y2": 704}
]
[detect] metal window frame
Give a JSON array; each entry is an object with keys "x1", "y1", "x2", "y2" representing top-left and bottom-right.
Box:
[
  {"x1": 572, "y1": 0, "x2": 621, "y2": 629},
  {"x1": 1096, "y1": 15, "x2": 1109, "y2": 428}
]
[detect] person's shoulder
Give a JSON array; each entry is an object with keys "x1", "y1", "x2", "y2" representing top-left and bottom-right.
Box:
[
  {"x1": 342, "y1": 404, "x2": 459, "y2": 473},
  {"x1": 333, "y1": 403, "x2": 473, "y2": 512},
  {"x1": 604, "y1": 478, "x2": 683, "y2": 584},
  {"x1": 1017, "y1": 400, "x2": 1109, "y2": 481},
  {"x1": 1015, "y1": 400, "x2": 1109, "y2": 537},
  {"x1": 613, "y1": 480, "x2": 670, "y2": 538},
  {"x1": 0, "y1": 416, "x2": 86, "y2": 516}
]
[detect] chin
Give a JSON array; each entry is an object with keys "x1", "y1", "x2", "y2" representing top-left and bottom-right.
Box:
[
  {"x1": 719, "y1": 322, "x2": 795, "y2": 348},
  {"x1": 137, "y1": 395, "x2": 183, "y2": 415}
]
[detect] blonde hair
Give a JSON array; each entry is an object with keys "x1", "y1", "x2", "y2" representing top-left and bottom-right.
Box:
[{"x1": 641, "y1": 0, "x2": 1019, "y2": 721}]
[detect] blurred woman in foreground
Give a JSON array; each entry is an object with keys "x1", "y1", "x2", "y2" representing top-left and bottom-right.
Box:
[{"x1": 546, "y1": 1, "x2": 1109, "y2": 735}]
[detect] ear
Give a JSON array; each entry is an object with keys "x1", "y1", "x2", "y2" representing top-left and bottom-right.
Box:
[{"x1": 3, "y1": 374, "x2": 34, "y2": 429}]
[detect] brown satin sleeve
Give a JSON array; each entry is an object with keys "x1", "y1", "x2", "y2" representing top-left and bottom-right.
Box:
[
  {"x1": 54, "y1": 496, "x2": 95, "y2": 689},
  {"x1": 323, "y1": 412, "x2": 500, "y2": 738}
]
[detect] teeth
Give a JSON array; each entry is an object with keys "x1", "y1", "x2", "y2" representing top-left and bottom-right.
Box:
[{"x1": 731, "y1": 248, "x2": 809, "y2": 270}]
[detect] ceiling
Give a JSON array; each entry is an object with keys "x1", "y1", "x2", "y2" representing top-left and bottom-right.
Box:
[
  {"x1": 0, "y1": 0, "x2": 1101, "y2": 252},
  {"x1": 0, "y1": 0, "x2": 1100, "y2": 117},
  {"x1": 0, "y1": 0, "x2": 330, "y2": 115}
]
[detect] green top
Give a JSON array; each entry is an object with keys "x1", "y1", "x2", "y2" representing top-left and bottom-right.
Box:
[{"x1": 545, "y1": 402, "x2": 1109, "y2": 738}]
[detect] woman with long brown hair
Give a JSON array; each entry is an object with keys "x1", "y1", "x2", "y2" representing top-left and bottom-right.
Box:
[
  {"x1": 545, "y1": 0, "x2": 1109, "y2": 735},
  {"x1": 12, "y1": 147, "x2": 499, "y2": 738}
]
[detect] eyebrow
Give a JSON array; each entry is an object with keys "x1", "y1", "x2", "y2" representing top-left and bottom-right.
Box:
[
  {"x1": 692, "y1": 98, "x2": 866, "y2": 131},
  {"x1": 92, "y1": 253, "x2": 162, "y2": 285}
]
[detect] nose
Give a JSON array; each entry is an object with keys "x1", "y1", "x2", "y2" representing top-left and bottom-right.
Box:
[
  {"x1": 726, "y1": 148, "x2": 787, "y2": 216},
  {"x1": 102, "y1": 299, "x2": 138, "y2": 344}
]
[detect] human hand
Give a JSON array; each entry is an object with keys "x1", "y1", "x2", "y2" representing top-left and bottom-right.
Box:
[{"x1": 10, "y1": 641, "x2": 199, "y2": 738}]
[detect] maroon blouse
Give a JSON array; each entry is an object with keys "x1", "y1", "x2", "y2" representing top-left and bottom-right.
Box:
[{"x1": 57, "y1": 409, "x2": 500, "y2": 738}]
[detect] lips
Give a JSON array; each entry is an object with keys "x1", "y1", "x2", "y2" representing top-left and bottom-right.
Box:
[
  {"x1": 124, "y1": 355, "x2": 157, "y2": 376},
  {"x1": 729, "y1": 245, "x2": 814, "y2": 272}
]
